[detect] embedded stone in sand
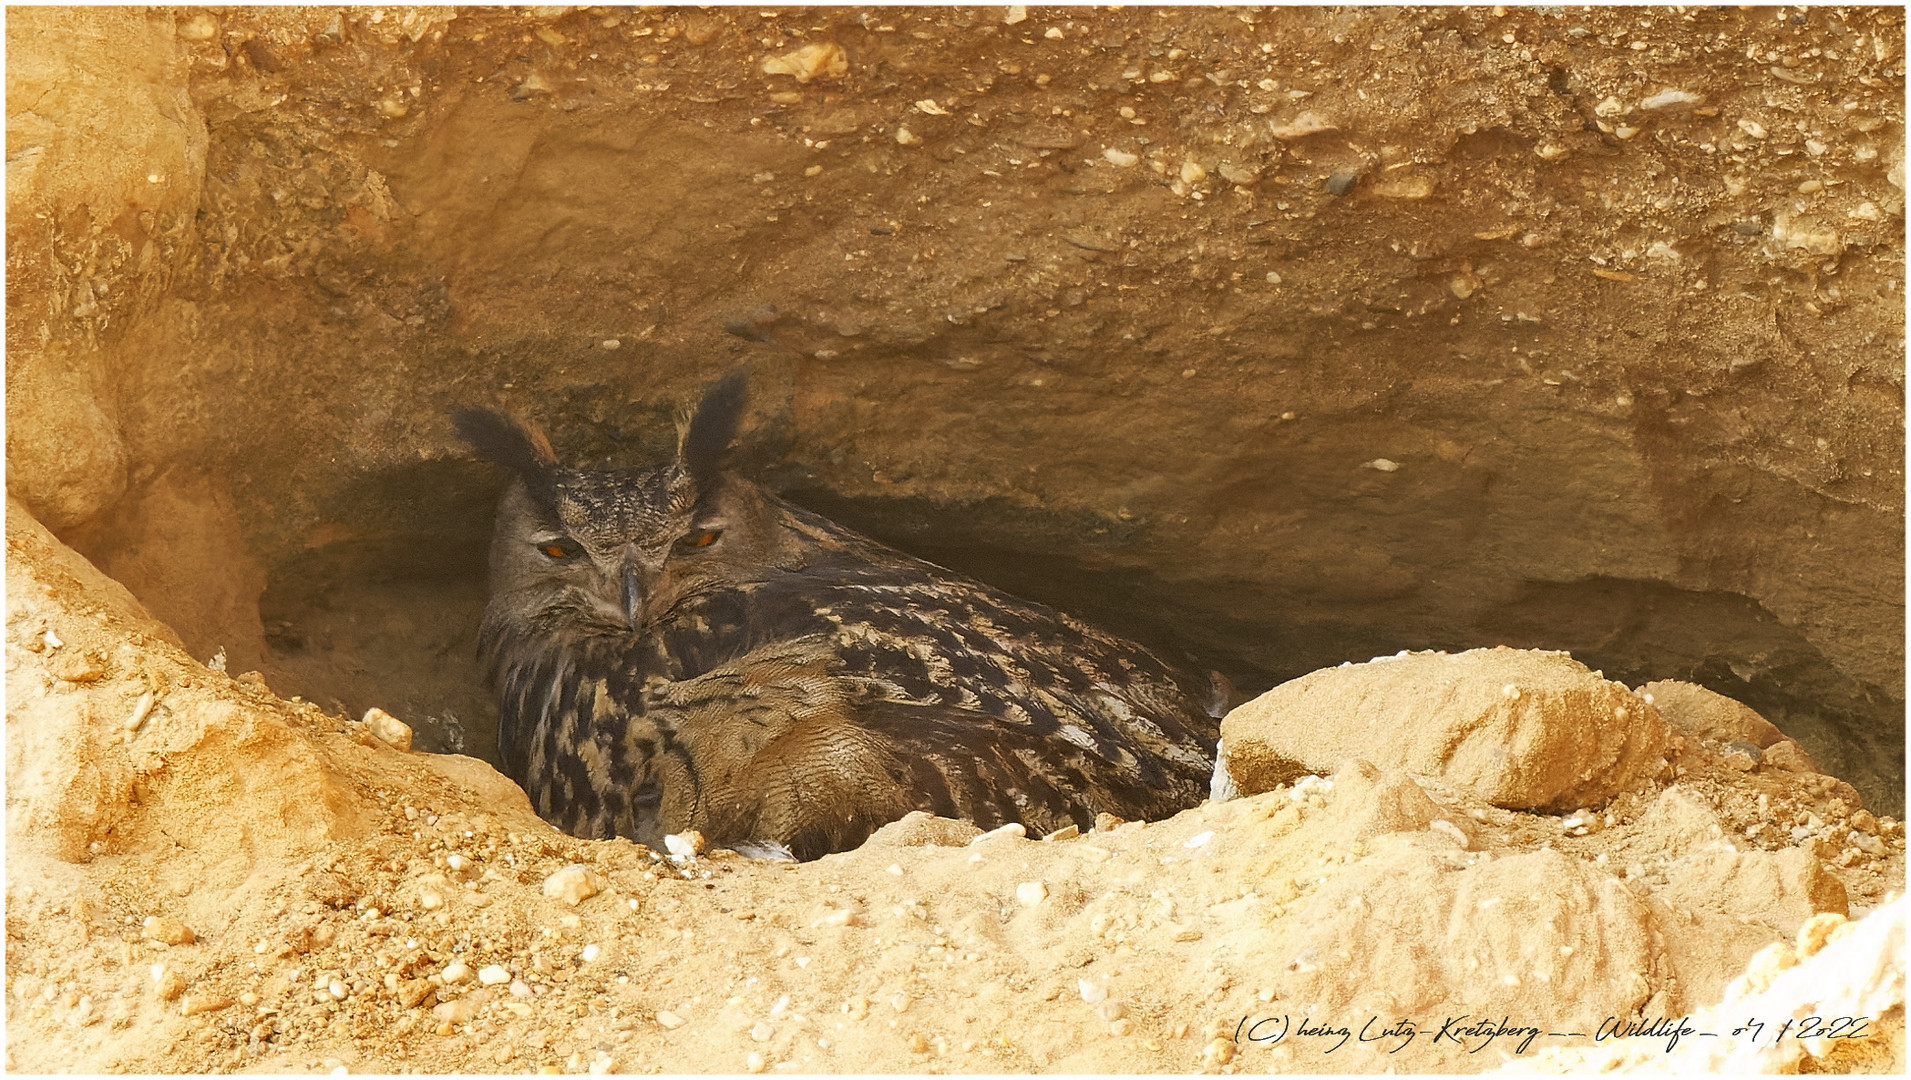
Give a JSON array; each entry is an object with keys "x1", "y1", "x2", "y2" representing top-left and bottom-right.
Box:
[
  {"x1": 362, "y1": 707, "x2": 414, "y2": 752},
  {"x1": 542, "y1": 863, "x2": 606, "y2": 906},
  {"x1": 1640, "y1": 679, "x2": 1819, "y2": 771}
]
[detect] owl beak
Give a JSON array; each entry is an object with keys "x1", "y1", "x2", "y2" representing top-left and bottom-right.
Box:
[{"x1": 621, "y1": 560, "x2": 645, "y2": 629}]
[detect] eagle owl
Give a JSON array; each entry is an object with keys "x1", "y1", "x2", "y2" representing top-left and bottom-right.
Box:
[{"x1": 455, "y1": 373, "x2": 1220, "y2": 860}]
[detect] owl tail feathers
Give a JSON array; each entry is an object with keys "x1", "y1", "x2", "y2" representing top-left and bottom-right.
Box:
[
  {"x1": 676, "y1": 368, "x2": 750, "y2": 482},
  {"x1": 726, "y1": 839, "x2": 797, "y2": 861}
]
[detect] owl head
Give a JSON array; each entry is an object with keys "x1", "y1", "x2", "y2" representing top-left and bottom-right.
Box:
[{"x1": 455, "y1": 371, "x2": 787, "y2": 635}]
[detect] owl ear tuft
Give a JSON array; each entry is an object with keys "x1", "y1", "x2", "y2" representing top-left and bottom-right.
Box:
[
  {"x1": 453, "y1": 409, "x2": 559, "y2": 478},
  {"x1": 677, "y1": 369, "x2": 749, "y2": 483}
]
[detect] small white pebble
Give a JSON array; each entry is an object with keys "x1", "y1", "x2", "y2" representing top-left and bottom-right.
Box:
[
  {"x1": 440, "y1": 961, "x2": 474, "y2": 984},
  {"x1": 663, "y1": 831, "x2": 705, "y2": 858},
  {"x1": 1364, "y1": 458, "x2": 1401, "y2": 472},
  {"x1": 124, "y1": 691, "x2": 157, "y2": 733},
  {"x1": 478, "y1": 965, "x2": 511, "y2": 986},
  {"x1": 1102, "y1": 147, "x2": 1140, "y2": 167},
  {"x1": 656, "y1": 1010, "x2": 686, "y2": 1029},
  {"x1": 751, "y1": 1021, "x2": 774, "y2": 1042},
  {"x1": 361, "y1": 707, "x2": 413, "y2": 752},
  {"x1": 600, "y1": 339, "x2": 621, "y2": 350},
  {"x1": 745, "y1": 1051, "x2": 766, "y2": 1073},
  {"x1": 1429, "y1": 819, "x2": 1470, "y2": 849},
  {"x1": 1184, "y1": 831, "x2": 1213, "y2": 849},
  {"x1": 328, "y1": 978, "x2": 348, "y2": 1001},
  {"x1": 581, "y1": 944, "x2": 600, "y2": 962},
  {"x1": 1015, "y1": 881, "x2": 1048, "y2": 906},
  {"x1": 1078, "y1": 979, "x2": 1108, "y2": 1004},
  {"x1": 1640, "y1": 88, "x2": 1702, "y2": 110}
]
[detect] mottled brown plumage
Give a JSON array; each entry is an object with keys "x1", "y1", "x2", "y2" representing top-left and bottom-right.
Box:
[{"x1": 456, "y1": 373, "x2": 1219, "y2": 860}]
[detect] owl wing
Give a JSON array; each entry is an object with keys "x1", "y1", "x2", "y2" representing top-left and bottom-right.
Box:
[
  {"x1": 845, "y1": 695, "x2": 1204, "y2": 834},
  {"x1": 640, "y1": 642, "x2": 1200, "y2": 860},
  {"x1": 785, "y1": 562, "x2": 1218, "y2": 773},
  {"x1": 645, "y1": 539, "x2": 1219, "y2": 846}
]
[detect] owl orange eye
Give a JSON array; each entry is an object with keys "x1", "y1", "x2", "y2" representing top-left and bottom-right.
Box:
[
  {"x1": 681, "y1": 529, "x2": 723, "y2": 550},
  {"x1": 537, "y1": 539, "x2": 581, "y2": 560}
]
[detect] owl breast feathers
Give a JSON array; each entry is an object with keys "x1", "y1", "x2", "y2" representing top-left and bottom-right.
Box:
[{"x1": 455, "y1": 372, "x2": 1220, "y2": 860}]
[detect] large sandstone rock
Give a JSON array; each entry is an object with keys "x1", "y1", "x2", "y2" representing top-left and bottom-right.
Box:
[{"x1": 1219, "y1": 647, "x2": 1671, "y2": 810}]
